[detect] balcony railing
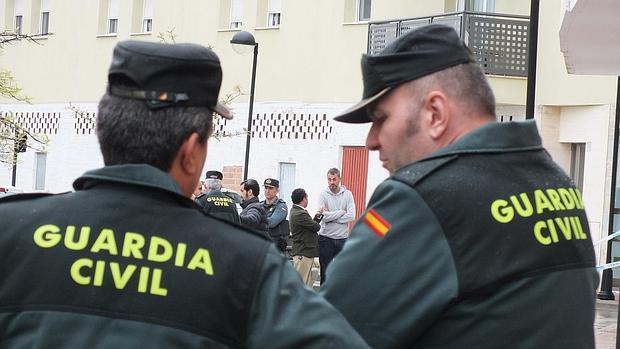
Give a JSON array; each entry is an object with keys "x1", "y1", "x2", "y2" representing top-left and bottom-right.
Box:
[{"x1": 368, "y1": 11, "x2": 530, "y2": 77}]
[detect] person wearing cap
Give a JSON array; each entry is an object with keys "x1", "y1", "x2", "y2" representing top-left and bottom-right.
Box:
[
  {"x1": 262, "y1": 178, "x2": 289, "y2": 253},
  {"x1": 191, "y1": 180, "x2": 205, "y2": 200},
  {"x1": 0, "y1": 41, "x2": 370, "y2": 348},
  {"x1": 320, "y1": 24, "x2": 598, "y2": 349},
  {"x1": 195, "y1": 170, "x2": 240, "y2": 224},
  {"x1": 239, "y1": 178, "x2": 270, "y2": 237}
]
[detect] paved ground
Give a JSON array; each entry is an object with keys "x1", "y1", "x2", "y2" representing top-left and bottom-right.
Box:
[{"x1": 597, "y1": 298, "x2": 618, "y2": 349}]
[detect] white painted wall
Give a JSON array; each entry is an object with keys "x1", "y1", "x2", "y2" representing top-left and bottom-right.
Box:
[
  {"x1": 0, "y1": 101, "x2": 389, "y2": 215},
  {"x1": 557, "y1": 104, "x2": 613, "y2": 263}
]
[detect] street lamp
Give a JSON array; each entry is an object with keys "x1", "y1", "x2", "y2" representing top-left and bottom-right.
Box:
[{"x1": 231, "y1": 31, "x2": 258, "y2": 181}]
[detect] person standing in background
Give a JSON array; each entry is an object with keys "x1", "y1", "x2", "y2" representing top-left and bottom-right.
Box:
[
  {"x1": 262, "y1": 178, "x2": 289, "y2": 253},
  {"x1": 239, "y1": 179, "x2": 269, "y2": 237},
  {"x1": 289, "y1": 188, "x2": 322, "y2": 286},
  {"x1": 196, "y1": 170, "x2": 240, "y2": 224},
  {"x1": 317, "y1": 168, "x2": 355, "y2": 285}
]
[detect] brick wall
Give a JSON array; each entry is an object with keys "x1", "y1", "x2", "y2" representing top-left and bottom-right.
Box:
[{"x1": 222, "y1": 165, "x2": 243, "y2": 191}]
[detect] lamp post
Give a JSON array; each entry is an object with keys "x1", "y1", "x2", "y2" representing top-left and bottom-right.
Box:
[{"x1": 231, "y1": 31, "x2": 258, "y2": 181}]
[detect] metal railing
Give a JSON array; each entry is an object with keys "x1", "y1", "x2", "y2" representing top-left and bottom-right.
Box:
[{"x1": 368, "y1": 11, "x2": 530, "y2": 77}]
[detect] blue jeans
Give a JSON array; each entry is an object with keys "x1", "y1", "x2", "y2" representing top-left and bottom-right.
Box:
[{"x1": 319, "y1": 235, "x2": 347, "y2": 285}]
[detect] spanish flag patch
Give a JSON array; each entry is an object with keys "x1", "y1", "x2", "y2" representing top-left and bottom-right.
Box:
[{"x1": 364, "y1": 209, "x2": 391, "y2": 237}]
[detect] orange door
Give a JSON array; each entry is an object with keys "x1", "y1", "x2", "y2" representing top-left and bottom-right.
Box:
[{"x1": 341, "y1": 146, "x2": 369, "y2": 228}]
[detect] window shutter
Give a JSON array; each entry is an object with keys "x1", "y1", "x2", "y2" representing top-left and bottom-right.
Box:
[
  {"x1": 108, "y1": 0, "x2": 119, "y2": 19},
  {"x1": 230, "y1": 0, "x2": 243, "y2": 23},
  {"x1": 14, "y1": 0, "x2": 25, "y2": 15},
  {"x1": 41, "y1": 0, "x2": 51, "y2": 13},
  {"x1": 143, "y1": 0, "x2": 153, "y2": 19},
  {"x1": 268, "y1": 0, "x2": 281, "y2": 13}
]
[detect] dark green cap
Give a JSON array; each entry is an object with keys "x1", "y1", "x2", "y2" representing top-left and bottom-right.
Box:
[{"x1": 334, "y1": 24, "x2": 474, "y2": 124}]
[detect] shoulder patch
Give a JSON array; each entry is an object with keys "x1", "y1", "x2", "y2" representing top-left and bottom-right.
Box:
[
  {"x1": 392, "y1": 155, "x2": 458, "y2": 188},
  {"x1": 364, "y1": 209, "x2": 392, "y2": 237}
]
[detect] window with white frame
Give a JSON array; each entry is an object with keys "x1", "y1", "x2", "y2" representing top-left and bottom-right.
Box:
[
  {"x1": 357, "y1": 0, "x2": 371, "y2": 21},
  {"x1": 570, "y1": 143, "x2": 586, "y2": 192},
  {"x1": 267, "y1": 0, "x2": 281, "y2": 27},
  {"x1": 457, "y1": 0, "x2": 495, "y2": 12},
  {"x1": 14, "y1": 0, "x2": 25, "y2": 35},
  {"x1": 229, "y1": 0, "x2": 243, "y2": 29},
  {"x1": 108, "y1": 0, "x2": 119, "y2": 34},
  {"x1": 142, "y1": 0, "x2": 153, "y2": 32},
  {"x1": 40, "y1": 0, "x2": 50, "y2": 35}
]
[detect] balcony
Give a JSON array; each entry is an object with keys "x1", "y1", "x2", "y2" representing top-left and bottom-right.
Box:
[{"x1": 367, "y1": 11, "x2": 530, "y2": 77}]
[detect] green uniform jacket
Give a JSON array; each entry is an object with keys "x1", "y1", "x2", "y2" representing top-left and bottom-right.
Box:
[
  {"x1": 195, "y1": 189, "x2": 241, "y2": 224},
  {"x1": 0, "y1": 164, "x2": 369, "y2": 349},
  {"x1": 289, "y1": 204, "x2": 321, "y2": 258},
  {"x1": 321, "y1": 121, "x2": 598, "y2": 349}
]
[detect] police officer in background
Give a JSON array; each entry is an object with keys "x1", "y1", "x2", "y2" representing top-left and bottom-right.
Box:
[
  {"x1": 262, "y1": 178, "x2": 289, "y2": 253},
  {"x1": 195, "y1": 170, "x2": 240, "y2": 224},
  {"x1": 0, "y1": 41, "x2": 369, "y2": 348},
  {"x1": 320, "y1": 24, "x2": 598, "y2": 348}
]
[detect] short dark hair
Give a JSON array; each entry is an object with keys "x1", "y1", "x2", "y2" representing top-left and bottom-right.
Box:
[
  {"x1": 327, "y1": 168, "x2": 341, "y2": 177},
  {"x1": 97, "y1": 93, "x2": 213, "y2": 171},
  {"x1": 241, "y1": 179, "x2": 260, "y2": 197},
  {"x1": 291, "y1": 188, "x2": 307, "y2": 204},
  {"x1": 409, "y1": 62, "x2": 495, "y2": 118}
]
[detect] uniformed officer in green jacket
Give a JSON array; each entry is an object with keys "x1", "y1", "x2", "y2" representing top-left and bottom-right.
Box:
[
  {"x1": 195, "y1": 170, "x2": 240, "y2": 224},
  {"x1": 0, "y1": 40, "x2": 369, "y2": 349},
  {"x1": 320, "y1": 24, "x2": 598, "y2": 349}
]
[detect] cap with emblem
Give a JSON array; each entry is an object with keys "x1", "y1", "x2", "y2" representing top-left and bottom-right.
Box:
[
  {"x1": 107, "y1": 40, "x2": 232, "y2": 119},
  {"x1": 205, "y1": 170, "x2": 223, "y2": 180},
  {"x1": 334, "y1": 24, "x2": 474, "y2": 124},
  {"x1": 263, "y1": 178, "x2": 279, "y2": 188}
]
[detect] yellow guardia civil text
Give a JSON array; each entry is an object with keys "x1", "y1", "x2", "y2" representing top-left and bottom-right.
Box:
[
  {"x1": 32, "y1": 224, "x2": 215, "y2": 297},
  {"x1": 490, "y1": 187, "x2": 588, "y2": 246}
]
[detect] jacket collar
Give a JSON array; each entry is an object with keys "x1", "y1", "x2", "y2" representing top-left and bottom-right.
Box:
[
  {"x1": 424, "y1": 120, "x2": 543, "y2": 160},
  {"x1": 73, "y1": 164, "x2": 184, "y2": 197},
  {"x1": 241, "y1": 196, "x2": 260, "y2": 208}
]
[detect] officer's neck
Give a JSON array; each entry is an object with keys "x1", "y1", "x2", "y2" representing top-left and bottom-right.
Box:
[{"x1": 265, "y1": 196, "x2": 278, "y2": 205}]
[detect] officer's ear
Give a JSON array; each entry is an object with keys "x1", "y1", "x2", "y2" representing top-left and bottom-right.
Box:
[
  {"x1": 169, "y1": 132, "x2": 208, "y2": 196},
  {"x1": 422, "y1": 90, "x2": 450, "y2": 140}
]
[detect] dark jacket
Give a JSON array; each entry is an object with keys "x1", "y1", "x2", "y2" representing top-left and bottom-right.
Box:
[
  {"x1": 0, "y1": 164, "x2": 370, "y2": 349},
  {"x1": 263, "y1": 197, "x2": 289, "y2": 238},
  {"x1": 289, "y1": 204, "x2": 320, "y2": 257},
  {"x1": 321, "y1": 121, "x2": 598, "y2": 349},
  {"x1": 240, "y1": 196, "x2": 269, "y2": 237},
  {"x1": 195, "y1": 189, "x2": 240, "y2": 224}
]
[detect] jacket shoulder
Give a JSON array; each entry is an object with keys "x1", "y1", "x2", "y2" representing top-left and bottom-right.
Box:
[
  {"x1": 0, "y1": 192, "x2": 59, "y2": 204},
  {"x1": 392, "y1": 155, "x2": 458, "y2": 188}
]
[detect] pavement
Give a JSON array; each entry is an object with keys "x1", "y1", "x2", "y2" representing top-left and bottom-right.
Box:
[{"x1": 597, "y1": 298, "x2": 618, "y2": 349}]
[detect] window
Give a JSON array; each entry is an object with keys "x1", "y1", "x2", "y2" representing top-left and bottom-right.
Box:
[
  {"x1": 570, "y1": 143, "x2": 586, "y2": 192},
  {"x1": 458, "y1": 0, "x2": 495, "y2": 12},
  {"x1": 14, "y1": 0, "x2": 24, "y2": 35},
  {"x1": 108, "y1": 0, "x2": 119, "y2": 34},
  {"x1": 278, "y1": 163, "x2": 296, "y2": 210},
  {"x1": 229, "y1": 0, "x2": 242, "y2": 29},
  {"x1": 357, "y1": 0, "x2": 371, "y2": 21},
  {"x1": 267, "y1": 0, "x2": 281, "y2": 27},
  {"x1": 142, "y1": 0, "x2": 153, "y2": 32},
  {"x1": 40, "y1": 0, "x2": 50, "y2": 34},
  {"x1": 34, "y1": 152, "x2": 47, "y2": 190}
]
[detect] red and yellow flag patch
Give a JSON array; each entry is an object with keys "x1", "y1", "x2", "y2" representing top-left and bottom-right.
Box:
[{"x1": 364, "y1": 209, "x2": 392, "y2": 237}]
